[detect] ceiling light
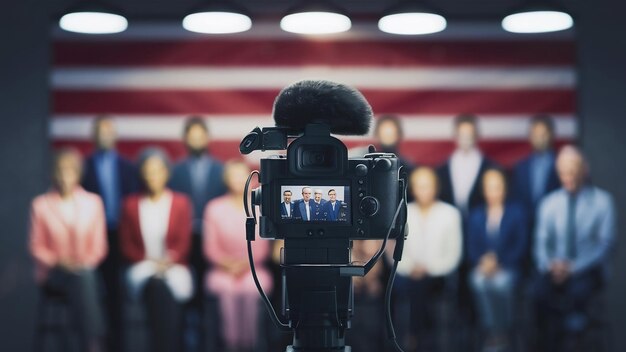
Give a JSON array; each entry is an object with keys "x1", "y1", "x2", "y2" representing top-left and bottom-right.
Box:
[
  {"x1": 502, "y1": 9, "x2": 573, "y2": 33},
  {"x1": 378, "y1": 12, "x2": 446, "y2": 35},
  {"x1": 59, "y1": 11, "x2": 128, "y2": 34},
  {"x1": 183, "y1": 11, "x2": 251, "y2": 34},
  {"x1": 280, "y1": 2, "x2": 351, "y2": 35},
  {"x1": 378, "y1": 2, "x2": 447, "y2": 35}
]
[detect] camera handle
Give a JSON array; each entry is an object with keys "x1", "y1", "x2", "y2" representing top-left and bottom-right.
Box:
[{"x1": 244, "y1": 170, "x2": 408, "y2": 352}]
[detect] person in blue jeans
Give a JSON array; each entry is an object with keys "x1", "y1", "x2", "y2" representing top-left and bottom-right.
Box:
[{"x1": 467, "y1": 168, "x2": 528, "y2": 351}]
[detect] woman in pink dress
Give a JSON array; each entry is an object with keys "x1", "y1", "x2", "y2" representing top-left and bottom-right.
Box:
[{"x1": 203, "y1": 160, "x2": 272, "y2": 351}]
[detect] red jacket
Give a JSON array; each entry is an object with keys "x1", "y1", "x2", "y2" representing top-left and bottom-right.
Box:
[{"x1": 119, "y1": 190, "x2": 193, "y2": 265}]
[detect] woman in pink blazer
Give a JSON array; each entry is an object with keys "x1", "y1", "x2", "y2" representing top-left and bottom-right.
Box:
[
  {"x1": 29, "y1": 148, "x2": 108, "y2": 352},
  {"x1": 204, "y1": 160, "x2": 272, "y2": 351}
]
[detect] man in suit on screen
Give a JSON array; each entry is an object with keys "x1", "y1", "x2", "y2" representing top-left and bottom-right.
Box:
[
  {"x1": 293, "y1": 186, "x2": 313, "y2": 221},
  {"x1": 280, "y1": 190, "x2": 295, "y2": 219},
  {"x1": 322, "y1": 189, "x2": 349, "y2": 221}
]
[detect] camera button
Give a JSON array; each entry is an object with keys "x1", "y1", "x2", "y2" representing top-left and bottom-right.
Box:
[
  {"x1": 359, "y1": 196, "x2": 379, "y2": 217},
  {"x1": 317, "y1": 229, "x2": 325, "y2": 236},
  {"x1": 355, "y1": 164, "x2": 368, "y2": 176},
  {"x1": 307, "y1": 230, "x2": 314, "y2": 236},
  {"x1": 358, "y1": 179, "x2": 364, "y2": 185}
]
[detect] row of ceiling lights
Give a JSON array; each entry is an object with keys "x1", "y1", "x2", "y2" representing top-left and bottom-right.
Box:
[{"x1": 59, "y1": 1, "x2": 574, "y2": 35}]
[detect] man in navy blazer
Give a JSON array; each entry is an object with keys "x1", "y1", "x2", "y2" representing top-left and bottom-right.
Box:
[
  {"x1": 280, "y1": 190, "x2": 295, "y2": 219},
  {"x1": 168, "y1": 117, "x2": 227, "y2": 305},
  {"x1": 81, "y1": 115, "x2": 139, "y2": 350},
  {"x1": 512, "y1": 115, "x2": 560, "y2": 223},
  {"x1": 321, "y1": 189, "x2": 348, "y2": 221},
  {"x1": 293, "y1": 187, "x2": 313, "y2": 221},
  {"x1": 169, "y1": 117, "x2": 227, "y2": 233}
]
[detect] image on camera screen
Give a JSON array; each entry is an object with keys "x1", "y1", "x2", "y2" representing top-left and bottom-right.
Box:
[{"x1": 280, "y1": 185, "x2": 350, "y2": 222}]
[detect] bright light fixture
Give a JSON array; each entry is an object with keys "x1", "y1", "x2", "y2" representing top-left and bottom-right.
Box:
[
  {"x1": 502, "y1": 10, "x2": 573, "y2": 33},
  {"x1": 183, "y1": 11, "x2": 252, "y2": 34},
  {"x1": 280, "y1": 11, "x2": 351, "y2": 34},
  {"x1": 59, "y1": 11, "x2": 128, "y2": 34},
  {"x1": 378, "y1": 12, "x2": 447, "y2": 35}
]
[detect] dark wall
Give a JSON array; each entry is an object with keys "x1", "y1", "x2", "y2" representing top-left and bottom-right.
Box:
[
  {"x1": 1, "y1": 1, "x2": 625, "y2": 350},
  {"x1": 0, "y1": 1, "x2": 49, "y2": 350},
  {"x1": 576, "y1": 0, "x2": 626, "y2": 348}
]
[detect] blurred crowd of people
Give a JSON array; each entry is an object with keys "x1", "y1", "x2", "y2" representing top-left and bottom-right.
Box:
[{"x1": 29, "y1": 114, "x2": 616, "y2": 352}]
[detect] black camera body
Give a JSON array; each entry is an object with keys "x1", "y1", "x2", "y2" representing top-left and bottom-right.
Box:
[{"x1": 252, "y1": 124, "x2": 404, "y2": 242}]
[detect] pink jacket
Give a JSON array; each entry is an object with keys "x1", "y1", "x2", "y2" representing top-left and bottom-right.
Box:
[{"x1": 29, "y1": 187, "x2": 108, "y2": 283}]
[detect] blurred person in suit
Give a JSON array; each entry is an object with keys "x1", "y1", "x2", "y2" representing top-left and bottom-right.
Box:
[
  {"x1": 293, "y1": 186, "x2": 313, "y2": 221},
  {"x1": 533, "y1": 145, "x2": 616, "y2": 351},
  {"x1": 203, "y1": 160, "x2": 272, "y2": 352},
  {"x1": 467, "y1": 168, "x2": 528, "y2": 350},
  {"x1": 512, "y1": 115, "x2": 561, "y2": 279},
  {"x1": 392, "y1": 167, "x2": 463, "y2": 351},
  {"x1": 169, "y1": 116, "x2": 227, "y2": 302},
  {"x1": 30, "y1": 148, "x2": 108, "y2": 352},
  {"x1": 119, "y1": 148, "x2": 194, "y2": 352},
  {"x1": 280, "y1": 189, "x2": 295, "y2": 219},
  {"x1": 512, "y1": 115, "x2": 560, "y2": 220},
  {"x1": 437, "y1": 114, "x2": 495, "y2": 218},
  {"x1": 82, "y1": 115, "x2": 139, "y2": 349}
]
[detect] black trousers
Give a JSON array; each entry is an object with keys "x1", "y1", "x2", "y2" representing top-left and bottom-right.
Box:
[
  {"x1": 43, "y1": 268, "x2": 105, "y2": 350},
  {"x1": 143, "y1": 277, "x2": 182, "y2": 352},
  {"x1": 533, "y1": 266, "x2": 603, "y2": 352},
  {"x1": 98, "y1": 230, "x2": 122, "y2": 351}
]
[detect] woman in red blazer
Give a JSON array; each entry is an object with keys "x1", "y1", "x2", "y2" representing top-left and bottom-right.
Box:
[{"x1": 119, "y1": 148, "x2": 193, "y2": 352}]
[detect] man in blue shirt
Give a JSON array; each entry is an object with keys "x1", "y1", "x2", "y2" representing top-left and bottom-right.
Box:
[
  {"x1": 82, "y1": 115, "x2": 139, "y2": 350},
  {"x1": 533, "y1": 145, "x2": 616, "y2": 351}
]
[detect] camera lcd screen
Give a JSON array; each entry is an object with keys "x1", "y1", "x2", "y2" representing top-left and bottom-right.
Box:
[{"x1": 279, "y1": 186, "x2": 350, "y2": 223}]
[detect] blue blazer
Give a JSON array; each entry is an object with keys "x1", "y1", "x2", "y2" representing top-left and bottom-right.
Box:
[
  {"x1": 512, "y1": 154, "x2": 560, "y2": 218},
  {"x1": 467, "y1": 202, "x2": 528, "y2": 274},
  {"x1": 321, "y1": 200, "x2": 345, "y2": 221},
  {"x1": 280, "y1": 202, "x2": 295, "y2": 218},
  {"x1": 168, "y1": 156, "x2": 227, "y2": 231},
  {"x1": 82, "y1": 152, "x2": 139, "y2": 198},
  {"x1": 293, "y1": 200, "x2": 311, "y2": 221}
]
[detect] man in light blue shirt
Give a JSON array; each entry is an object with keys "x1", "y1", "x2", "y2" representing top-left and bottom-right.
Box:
[{"x1": 533, "y1": 145, "x2": 616, "y2": 351}]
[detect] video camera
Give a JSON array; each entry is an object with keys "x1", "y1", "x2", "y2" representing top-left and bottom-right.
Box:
[{"x1": 240, "y1": 80, "x2": 408, "y2": 352}]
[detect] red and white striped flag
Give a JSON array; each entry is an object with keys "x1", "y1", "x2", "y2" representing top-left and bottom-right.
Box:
[{"x1": 50, "y1": 23, "x2": 576, "y2": 167}]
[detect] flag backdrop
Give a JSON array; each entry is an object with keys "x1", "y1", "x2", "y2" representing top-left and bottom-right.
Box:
[{"x1": 50, "y1": 24, "x2": 576, "y2": 167}]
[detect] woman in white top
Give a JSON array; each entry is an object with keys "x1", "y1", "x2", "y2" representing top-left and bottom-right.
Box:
[
  {"x1": 119, "y1": 148, "x2": 194, "y2": 352},
  {"x1": 392, "y1": 167, "x2": 462, "y2": 351}
]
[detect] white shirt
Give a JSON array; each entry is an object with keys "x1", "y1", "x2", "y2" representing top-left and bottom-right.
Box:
[
  {"x1": 139, "y1": 191, "x2": 172, "y2": 260},
  {"x1": 304, "y1": 200, "x2": 311, "y2": 220},
  {"x1": 396, "y1": 201, "x2": 462, "y2": 277},
  {"x1": 450, "y1": 148, "x2": 483, "y2": 212},
  {"x1": 284, "y1": 202, "x2": 291, "y2": 217}
]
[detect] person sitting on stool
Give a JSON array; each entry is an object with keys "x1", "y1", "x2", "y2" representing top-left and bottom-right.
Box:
[{"x1": 119, "y1": 148, "x2": 194, "y2": 352}]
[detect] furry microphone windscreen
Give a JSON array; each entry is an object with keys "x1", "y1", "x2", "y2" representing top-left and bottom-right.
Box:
[{"x1": 272, "y1": 80, "x2": 373, "y2": 136}]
